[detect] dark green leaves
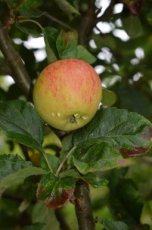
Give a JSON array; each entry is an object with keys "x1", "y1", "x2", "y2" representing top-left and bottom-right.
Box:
[
  {"x1": 0, "y1": 100, "x2": 44, "y2": 151},
  {"x1": 72, "y1": 107, "x2": 152, "y2": 149}
]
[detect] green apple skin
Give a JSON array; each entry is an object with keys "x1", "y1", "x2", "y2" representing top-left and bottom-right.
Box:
[{"x1": 33, "y1": 59, "x2": 102, "y2": 131}]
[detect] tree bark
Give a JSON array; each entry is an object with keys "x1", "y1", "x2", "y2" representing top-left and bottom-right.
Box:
[
  {"x1": 0, "y1": 26, "x2": 31, "y2": 96},
  {"x1": 74, "y1": 180, "x2": 95, "y2": 230}
]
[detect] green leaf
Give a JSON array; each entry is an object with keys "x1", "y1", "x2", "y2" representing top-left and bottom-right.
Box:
[
  {"x1": 16, "y1": 22, "x2": 42, "y2": 37},
  {"x1": 58, "y1": 176, "x2": 76, "y2": 189},
  {"x1": 40, "y1": 155, "x2": 60, "y2": 173},
  {"x1": 0, "y1": 100, "x2": 44, "y2": 151},
  {"x1": 18, "y1": 0, "x2": 44, "y2": 17},
  {"x1": 0, "y1": 154, "x2": 31, "y2": 180},
  {"x1": 59, "y1": 169, "x2": 80, "y2": 179},
  {"x1": 76, "y1": 45, "x2": 96, "y2": 64},
  {"x1": 123, "y1": 15, "x2": 143, "y2": 39},
  {"x1": 32, "y1": 201, "x2": 59, "y2": 229},
  {"x1": 37, "y1": 170, "x2": 77, "y2": 200},
  {"x1": 102, "y1": 88, "x2": 117, "y2": 107},
  {"x1": 72, "y1": 107, "x2": 152, "y2": 150},
  {"x1": 19, "y1": 9, "x2": 44, "y2": 18},
  {"x1": 43, "y1": 26, "x2": 59, "y2": 63},
  {"x1": 140, "y1": 201, "x2": 152, "y2": 225},
  {"x1": 147, "y1": 9, "x2": 152, "y2": 25},
  {"x1": 0, "y1": 155, "x2": 46, "y2": 191},
  {"x1": 84, "y1": 173, "x2": 108, "y2": 188},
  {"x1": 56, "y1": 30, "x2": 78, "y2": 59},
  {"x1": 37, "y1": 173, "x2": 58, "y2": 200},
  {"x1": 23, "y1": 223, "x2": 45, "y2": 230},
  {"x1": 93, "y1": 34, "x2": 117, "y2": 50},
  {"x1": 63, "y1": 107, "x2": 152, "y2": 174},
  {"x1": 73, "y1": 143, "x2": 123, "y2": 174},
  {"x1": 54, "y1": 0, "x2": 79, "y2": 19},
  {"x1": 44, "y1": 29, "x2": 57, "y2": 64},
  {"x1": 101, "y1": 219, "x2": 128, "y2": 230}
]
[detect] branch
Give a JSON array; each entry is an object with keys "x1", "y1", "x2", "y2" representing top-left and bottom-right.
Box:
[
  {"x1": 0, "y1": 26, "x2": 31, "y2": 96},
  {"x1": 0, "y1": 59, "x2": 12, "y2": 75},
  {"x1": 74, "y1": 180, "x2": 95, "y2": 230},
  {"x1": 78, "y1": 0, "x2": 96, "y2": 45},
  {"x1": 44, "y1": 12, "x2": 72, "y2": 30},
  {"x1": 55, "y1": 208, "x2": 71, "y2": 230}
]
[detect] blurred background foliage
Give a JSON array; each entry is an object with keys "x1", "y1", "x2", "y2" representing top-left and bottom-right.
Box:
[{"x1": 0, "y1": 0, "x2": 152, "y2": 229}]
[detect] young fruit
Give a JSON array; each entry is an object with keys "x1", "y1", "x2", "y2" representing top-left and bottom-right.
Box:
[{"x1": 33, "y1": 59, "x2": 102, "y2": 131}]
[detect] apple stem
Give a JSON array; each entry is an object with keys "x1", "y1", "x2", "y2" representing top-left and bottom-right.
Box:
[{"x1": 55, "y1": 146, "x2": 76, "y2": 176}]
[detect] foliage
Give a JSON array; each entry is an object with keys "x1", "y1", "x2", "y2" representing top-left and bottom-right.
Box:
[{"x1": 0, "y1": 0, "x2": 152, "y2": 230}]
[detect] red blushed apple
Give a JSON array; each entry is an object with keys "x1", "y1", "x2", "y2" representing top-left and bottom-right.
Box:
[{"x1": 33, "y1": 59, "x2": 102, "y2": 131}]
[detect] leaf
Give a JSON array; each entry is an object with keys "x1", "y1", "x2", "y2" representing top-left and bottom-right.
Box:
[
  {"x1": 18, "y1": 0, "x2": 44, "y2": 17},
  {"x1": 40, "y1": 155, "x2": 60, "y2": 173},
  {"x1": 44, "y1": 29, "x2": 57, "y2": 64},
  {"x1": 101, "y1": 219, "x2": 128, "y2": 230},
  {"x1": 32, "y1": 201, "x2": 59, "y2": 229},
  {"x1": 63, "y1": 107, "x2": 152, "y2": 174},
  {"x1": 72, "y1": 143, "x2": 123, "y2": 174},
  {"x1": 102, "y1": 88, "x2": 117, "y2": 107},
  {"x1": 54, "y1": 0, "x2": 79, "y2": 19},
  {"x1": 72, "y1": 107, "x2": 152, "y2": 150},
  {"x1": 58, "y1": 176, "x2": 76, "y2": 189},
  {"x1": 43, "y1": 27, "x2": 59, "y2": 56},
  {"x1": 37, "y1": 173, "x2": 58, "y2": 200},
  {"x1": 140, "y1": 201, "x2": 152, "y2": 225},
  {"x1": 37, "y1": 170, "x2": 77, "y2": 200},
  {"x1": 76, "y1": 45, "x2": 97, "y2": 64},
  {"x1": 83, "y1": 173, "x2": 108, "y2": 188},
  {"x1": 123, "y1": 15, "x2": 143, "y2": 38},
  {"x1": 56, "y1": 31, "x2": 96, "y2": 63},
  {"x1": 0, "y1": 100, "x2": 44, "y2": 151},
  {"x1": 16, "y1": 22, "x2": 42, "y2": 37},
  {"x1": 0, "y1": 154, "x2": 31, "y2": 180},
  {"x1": 56, "y1": 30, "x2": 78, "y2": 59},
  {"x1": 19, "y1": 9, "x2": 44, "y2": 18},
  {"x1": 23, "y1": 223, "x2": 45, "y2": 230},
  {"x1": 0, "y1": 155, "x2": 46, "y2": 191}
]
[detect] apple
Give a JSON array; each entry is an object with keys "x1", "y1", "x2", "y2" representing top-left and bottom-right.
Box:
[{"x1": 33, "y1": 59, "x2": 102, "y2": 131}]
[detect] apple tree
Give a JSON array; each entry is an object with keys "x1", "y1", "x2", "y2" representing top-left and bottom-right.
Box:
[{"x1": 0, "y1": 0, "x2": 152, "y2": 230}]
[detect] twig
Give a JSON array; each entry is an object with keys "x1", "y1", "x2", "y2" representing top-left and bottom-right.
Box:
[
  {"x1": 44, "y1": 12, "x2": 72, "y2": 30},
  {"x1": 74, "y1": 180, "x2": 95, "y2": 230},
  {"x1": 78, "y1": 0, "x2": 96, "y2": 45},
  {"x1": 0, "y1": 59, "x2": 12, "y2": 75},
  {"x1": 41, "y1": 149, "x2": 54, "y2": 173},
  {"x1": 0, "y1": 26, "x2": 31, "y2": 96},
  {"x1": 55, "y1": 146, "x2": 76, "y2": 176}
]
